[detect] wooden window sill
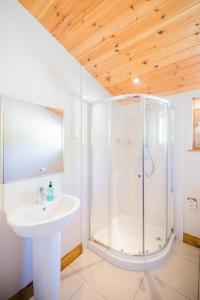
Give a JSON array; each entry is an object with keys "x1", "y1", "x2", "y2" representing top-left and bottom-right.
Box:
[{"x1": 188, "y1": 149, "x2": 200, "y2": 152}]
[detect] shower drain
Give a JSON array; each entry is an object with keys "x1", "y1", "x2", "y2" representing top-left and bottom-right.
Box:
[{"x1": 155, "y1": 237, "x2": 162, "y2": 241}]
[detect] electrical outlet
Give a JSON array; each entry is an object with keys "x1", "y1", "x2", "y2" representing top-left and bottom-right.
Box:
[{"x1": 187, "y1": 197, "x2": 197, "y2": 210}]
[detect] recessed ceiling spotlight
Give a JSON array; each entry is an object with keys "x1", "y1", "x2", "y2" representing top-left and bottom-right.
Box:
[{"x1": 133, "y1": 77, "x2": 140, "y2": 84}]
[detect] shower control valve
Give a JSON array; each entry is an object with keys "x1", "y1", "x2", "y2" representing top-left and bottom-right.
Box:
[{"x1": 187, "y1": 197, "x2": 198, "y2": 210}]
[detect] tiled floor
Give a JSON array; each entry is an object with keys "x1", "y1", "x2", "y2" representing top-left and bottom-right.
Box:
[{"x1": 30, "y1": 240, "x2": 200, "y2": 300}]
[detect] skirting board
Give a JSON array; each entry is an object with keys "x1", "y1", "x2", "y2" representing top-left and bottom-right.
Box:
[
  {"x1": 61, "y1": 243, "x2": 83, "y2": 271},
  {"x1": 183, "y1": 232, "x2": 200, "y2": 248},
  {"x1": 9, "y1": 243, "x2": 83, "y2": 300}
]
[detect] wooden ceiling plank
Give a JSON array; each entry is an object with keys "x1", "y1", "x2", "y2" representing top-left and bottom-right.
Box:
[
  {"x1": 139, "y1": 55, "x2": 200, "y2": 81},
  {"x1": 86, "y1": 20, "x2": 200, "y2": 84},
  {"x1": 19, "y1": 0, "x2": 56, "y2": 18},
  {"x1": 148, "y1": 79, "x2": 200, "y2": 95},
  {"x1": 58, "y1": 0, "x2": 137, "y2": 48},
  {"x1": 118, "y1": 68, "x2": 200, "y2": 93},
  {"x1": 52, "y1": 0, "x2": 110, "y2": 41},
  {"x1": 75, "y1": 0, "x2": 200, "y2": 61},
  {"x1": 70, "y1": 0, "x2": 176, "y2": 56},
  {"x1": 84, "y1": 7, "x2": 200, "y2": 72},
  {"x1": 118, "y1": 69, "x2": 200, "y2": 88},
  {"x1": 99, "y1": 49, "x2": 200, "y2": 89},
  {"x1": 62, "y1": 0, "x2": 166, "y2": 52},
  {"x1": 115, "y1": 63, "x2": 200, "y2": 93},
  {"x1": 110, "y1": 78, "x2": 200, "y2": 96},
  {"x1": 149, "y1": 71, "x2": 200, "y2": 91},
  {"x1": 157, "y1": 83, "x2": 200, "y2": 95},
  {"x1": 20, "y1": 0, "x2": 85, "y2": 32},
  {"x1": 39, "y1": 0, "x2": 85, "y2": 32},
  {"x1": 109, "y1": 83, "x2": 148, "y2": 94},
  {"x1": 99, "y1": 37, "x2": 200, "y2": 87}
]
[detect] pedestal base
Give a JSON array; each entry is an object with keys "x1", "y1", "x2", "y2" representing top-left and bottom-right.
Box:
[{"x1": 32, "y1": 232, "x2": 61, "y2": 300}]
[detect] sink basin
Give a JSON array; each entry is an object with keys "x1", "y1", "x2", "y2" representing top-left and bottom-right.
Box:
[
  {"x1": 6, "y1": 193, "x2": 80, "y2": 300},
  {"x1": 6, "y1": 194, "x2": 80, "y2": 238}
]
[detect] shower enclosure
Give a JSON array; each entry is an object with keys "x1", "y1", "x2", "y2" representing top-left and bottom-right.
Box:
[{"x1": 88, "y1": 94, "x2": 174, "y2": 269}]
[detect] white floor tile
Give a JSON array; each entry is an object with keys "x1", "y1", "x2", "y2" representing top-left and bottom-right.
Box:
[
  {"x1": 87, "y1": 260, "x2": 145, "y2": 300},
  {"x1": 29, "y1": 247, "x2": 199, "y2": 300},
  {"x1": 150, "y1": 254, "x2": 199, "y2": 300},
  {"x1": 173, "y1": 240, "x2": 200, "y2": 265},
  {"x1": 134, "y1": 273, "x2": 188, "y2": 300},
  {"x1": 60, "y1": 266, "x2": 85, "y2": 300},
  {"x1": 70, "y1": 249, "x2": 103, "y2": 280},
  {"x1": 70, "y1": 282, "x2": 105, "y2": 300}
]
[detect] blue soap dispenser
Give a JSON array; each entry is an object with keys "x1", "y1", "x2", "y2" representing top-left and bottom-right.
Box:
[{"x1": 47, "y1": 181, "x2": 54, "y2": 201}]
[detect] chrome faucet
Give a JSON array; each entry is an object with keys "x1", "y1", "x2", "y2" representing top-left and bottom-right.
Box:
[{"x1": 38, "y1": 186, "x2": 47, "y2": 209}]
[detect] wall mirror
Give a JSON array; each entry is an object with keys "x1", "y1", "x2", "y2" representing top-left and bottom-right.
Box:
[{"x1": 1, "y1": 96, "x2": 64, "y2": 183}]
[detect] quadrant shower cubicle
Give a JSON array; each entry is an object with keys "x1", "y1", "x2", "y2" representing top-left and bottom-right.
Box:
[{"x1": 89, "y1": 94, "x2": 174, "y2": 257}]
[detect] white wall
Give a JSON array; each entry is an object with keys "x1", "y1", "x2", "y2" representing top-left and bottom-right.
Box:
[
  {"x1": 0, "y1": 1, "x2": 109, "y2": 299},
  {"x1": 168, "y1": 89, "x2": 200, "y2": 239}
]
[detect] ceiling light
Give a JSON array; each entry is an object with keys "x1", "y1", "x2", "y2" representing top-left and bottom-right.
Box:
[{"x1": 132, "y1": 77, "x2": 140, "y2": 84}]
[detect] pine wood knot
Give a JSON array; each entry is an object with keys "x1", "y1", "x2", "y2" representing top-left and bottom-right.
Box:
[{"x1": 106, "y1": 76, "x2": 111, "y2": 82}]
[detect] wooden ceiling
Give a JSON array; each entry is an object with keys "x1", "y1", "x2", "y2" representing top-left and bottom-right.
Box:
[{"x1": 19, "y1": 0, "x2": 200, "y2": 96}]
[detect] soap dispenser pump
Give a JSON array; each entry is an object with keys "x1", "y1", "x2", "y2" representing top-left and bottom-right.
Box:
[{"x1": 47, "y1": 181, "x2": 54, "y2": 201}]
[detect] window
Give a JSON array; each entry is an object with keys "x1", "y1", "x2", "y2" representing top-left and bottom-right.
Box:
[{"x1": 192, "y1": 98, "x2": 200, "y2": 149}]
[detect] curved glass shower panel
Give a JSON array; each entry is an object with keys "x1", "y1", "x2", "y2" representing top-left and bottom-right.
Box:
[
  {"x1": 90, "y1": 102, "x2": 110, "y2": 247},
  {"x1": 89, "y1": 94, "x2": 174, "y2": 258},
  {"x1": 143, "y1": 98, "x2": 168, "y2": 254},
  {"x1": 110, "y1": 98, "x2": 143, "y2": 254}
]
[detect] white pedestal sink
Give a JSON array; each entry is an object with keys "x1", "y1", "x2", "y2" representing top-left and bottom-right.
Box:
[{"x1": 6, "y1": 194, "x2": 80, "y2": 300}]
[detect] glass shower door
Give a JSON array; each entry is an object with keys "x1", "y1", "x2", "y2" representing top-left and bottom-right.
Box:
[
  {"x1": 143, "y1": 98, "x2": 169, "y2": 254},
  {"x1": 109, "y1": 98, "x2": 143, "y2": 255}
]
